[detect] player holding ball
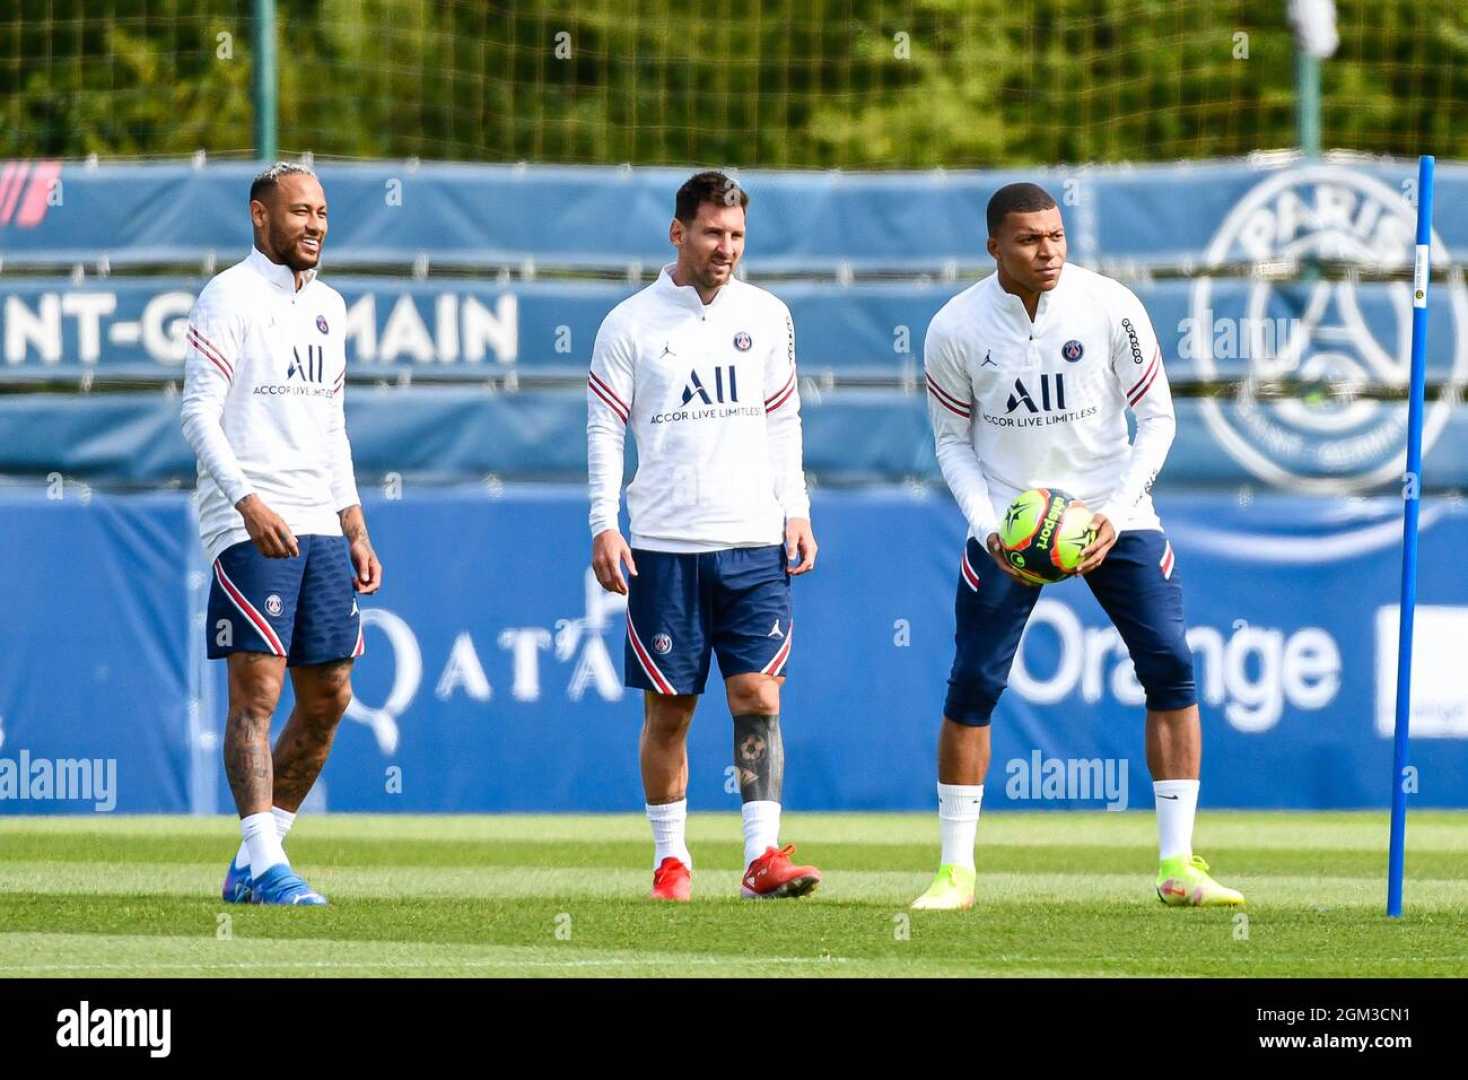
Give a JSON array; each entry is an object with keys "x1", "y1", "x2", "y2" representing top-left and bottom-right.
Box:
[{"x1": 913, "y1": 182, "x2": 1245, "y2": 911}]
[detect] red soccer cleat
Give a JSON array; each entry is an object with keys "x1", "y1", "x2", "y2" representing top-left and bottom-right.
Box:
[
  {"x1": 740, "y1": 843, "x2": 822, "y2": 899},
  {"x1": 650, "y1": 856, "x2": 692, "y2": 902}
]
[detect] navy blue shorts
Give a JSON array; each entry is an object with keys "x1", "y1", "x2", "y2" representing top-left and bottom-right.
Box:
[
  {"x1": 946, "y1": 529, "x2": 1196, "y2": 725},
  {"x1": 625, "y1": 544, "x2": 792, "y2": 696},
  {"x1": 207, "y1": 535, "x2": 364, "y2": 666}
]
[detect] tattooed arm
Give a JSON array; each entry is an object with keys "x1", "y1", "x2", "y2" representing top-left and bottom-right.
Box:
[{"x1": 340, "y1": 504, "x2": 382, "y2": 595}]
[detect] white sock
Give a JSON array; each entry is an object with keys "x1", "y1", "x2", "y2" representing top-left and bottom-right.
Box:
[
  {"x1": 646, "y1": 800, "x2": 692, "y2": 870},
  {"x1": 741, "y1": 800, "x2": 781, "y2": 867},
  {"x1": 234, "y1": 805, "x2": 296, "y2": 870},
  {"x1": 938, "y1": 782, "x2": 984, "y2": 871},
  {"x1": 1154, "y1": 779, "x2": 1200, "y2": 861},
  {"x1": 241, "y1": 811, "x2": 289, "y2": 880}
]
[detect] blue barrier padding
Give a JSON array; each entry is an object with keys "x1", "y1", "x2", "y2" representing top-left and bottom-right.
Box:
[
  {"x1": 1, "y1": 486, "x2": 1465, "y2": 814},
  {"x1": 4, "y1": 390, "x2": 1468, "y2": 491},
  {"x1": 5, "y1": 159, "x2": 1468, "y2": 272}
]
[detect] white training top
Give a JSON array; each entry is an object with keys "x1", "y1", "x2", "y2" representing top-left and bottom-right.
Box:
[
  {"x1": 587, "y1": 264, "x2": 810, "y2": 553},
  {"x1": 180, "y1": 247, "x2": 360, "y2": 566},
  {"x1": 923, "y1": 262, "x2": 1176, "y2": 541}
]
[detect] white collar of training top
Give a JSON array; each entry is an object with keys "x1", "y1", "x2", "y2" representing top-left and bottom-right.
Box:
[
  {"x1": 654, "y1": 261, "x2": 736, "y2": 313},
  {"x1": 246, "y1": 245, "x2": 319, "y2": 294},
  {"x1": 985, "y1": 262, "x2": 1069, "y2": 332}
]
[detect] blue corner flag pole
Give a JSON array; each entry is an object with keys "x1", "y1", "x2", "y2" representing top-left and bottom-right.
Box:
[{"x1": 1387, "y1": 154, "x2": 1434, "y2": 919}]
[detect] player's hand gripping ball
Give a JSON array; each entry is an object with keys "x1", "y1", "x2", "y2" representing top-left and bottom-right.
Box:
[{"x1": 998, "y1": 488, "x2": 1097, "y2": 585}]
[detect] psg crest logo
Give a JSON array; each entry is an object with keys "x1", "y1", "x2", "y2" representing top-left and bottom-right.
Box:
[
  {"x1": 1190, "y1": 166, "x2": 1468, "y2": 492},
  {"x1": 265, "y1": 594, "x2": 283, "y2": 617},
  {"x1": 316, "y1": 315, "x2": 329, "y2": 334},
  {"x1": 733, "y1": 331, "x2": 752, "y2": 352},
  {"x1": 652, "y1": 633, "x2": 673, "y2": 655},
  {"x1": 1061, "y1": 339, "x2": 1084, "y2": 362}
]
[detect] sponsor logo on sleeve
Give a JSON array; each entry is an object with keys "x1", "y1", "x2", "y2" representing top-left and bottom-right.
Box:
[{"x1": 1121, "y1": 318, "x2": 1145, "y2": 364}]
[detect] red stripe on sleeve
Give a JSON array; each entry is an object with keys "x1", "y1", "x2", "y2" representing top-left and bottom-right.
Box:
[
  {"x1": 588, "y1": 379, "x2": 629, "y2": 423},
  {"x1": 1126, "y1": 350, "x2": 1159, "y2": 398},
  {"x1": 765, "y1": 381, "x2": 797, "y2": 413},
  {"x1": 926, "y1": 375, "x2": 971, "y2": 418},
  {"x1": 1129, "y1": 363, "x2": 1161, "y2": 406},
  {"x1": 588, "y1": 370, "x2": 630, "y2": 413},
  {"x1": 188, "y1": 327, "x2": 234, "y2": 378}
]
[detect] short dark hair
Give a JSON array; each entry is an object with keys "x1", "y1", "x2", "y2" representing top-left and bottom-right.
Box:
[
  {"x1": 986, "y1": 182, "x2": 1058, "y2": 235},
  {"x1": 250, "y1": 161, "x2": 317, "y2": 204},
  {"x1": 675, "y1": 170, "x2": 748, "y2": 224}
]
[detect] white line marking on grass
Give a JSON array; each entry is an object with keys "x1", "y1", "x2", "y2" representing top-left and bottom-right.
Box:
[
  {"x1": 4, "y1": 812, "x2": 1465, "y2": 851},
  {"x1": 1, "y1": 955, "x2": 851, "y2": 973},
  {"x1": 8, "y1": 954, "x2": 1468, "y2": 975}
]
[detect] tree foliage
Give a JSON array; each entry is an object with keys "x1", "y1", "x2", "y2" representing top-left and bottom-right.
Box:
[{"x1": 3, "y1": 0, "x2": 1464, "y2": 165}]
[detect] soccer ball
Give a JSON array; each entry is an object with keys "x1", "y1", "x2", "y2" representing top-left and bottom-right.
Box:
[{"x1": 997, "y1": 488, "x2": 1097, "y2": 585}]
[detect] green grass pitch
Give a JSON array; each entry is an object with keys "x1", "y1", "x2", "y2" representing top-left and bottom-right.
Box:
[{"x1": 1, "y1": 811, "x2": 1465, "y2": 978}]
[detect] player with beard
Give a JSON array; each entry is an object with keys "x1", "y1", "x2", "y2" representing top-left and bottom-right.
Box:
[
  {"x1": 587, "y1": 171, "x2": 821, "y2": 901},
  {"x1": 181, "y1": 162, "x2": 381, "y2": 906}
]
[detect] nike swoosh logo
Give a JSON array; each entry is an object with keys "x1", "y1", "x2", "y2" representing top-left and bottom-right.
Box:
[{"x1": 1158, "y1": 794, "x2": 1180, "y2": 800}]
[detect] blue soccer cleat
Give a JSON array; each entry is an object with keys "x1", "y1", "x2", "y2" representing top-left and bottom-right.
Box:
[
  {"x1": 250, "y1": 864, "x2": 329, "y2": 906},
  {"x1": 221, "y1": 858, "x2": 255, "y2": 904}
]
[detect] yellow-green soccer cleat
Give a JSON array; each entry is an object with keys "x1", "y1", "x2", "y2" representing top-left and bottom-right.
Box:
[
  {"x1": 1155, "y1": 854, "x2": 1246, "y2": 907},
  {"x1": 910, "y1": 863, "x2": 976, "y2": 910}
]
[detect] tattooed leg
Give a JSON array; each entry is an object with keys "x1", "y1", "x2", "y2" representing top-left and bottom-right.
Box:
[
  {"x1": 728, "y1": 673, "x2": 784, "y2": 803},
  {"x1": 272, "y1": 659, "x2": 354, "y2": 812},
  {"x1": 224, "y1": 652, "x2": 287, "y2": 816},
  {"x1": 732, "y1": 712, "x2": 784, "y2": 803}
]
